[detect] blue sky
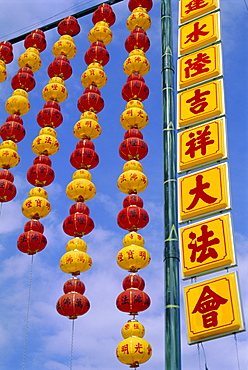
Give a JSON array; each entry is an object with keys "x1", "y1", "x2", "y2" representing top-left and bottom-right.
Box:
[{"x1": 0, "y1": 0, "x2": 247, "y2": 369}]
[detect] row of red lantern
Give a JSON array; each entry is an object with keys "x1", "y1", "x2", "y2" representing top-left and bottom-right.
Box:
[
  {"x1": 0, "y1": 30, "x2": 47, "y2": 205},
  {"x1": 57, "y1": 4, "x2": 116, "y2": 321},
  {"x1": 116, "y1": 0, "x2": 153, "y2": 368},
  {"x1": 17, "y1": 18, "x2": 80, "y2": 255}
]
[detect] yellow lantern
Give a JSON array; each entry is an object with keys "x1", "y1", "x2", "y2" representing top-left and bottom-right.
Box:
[
  {"x1": 121, "y1": 320, "x2": 145, "y2": 339},
  {"x1": 80, "y1": 111, "x2": 98, "y2": 121},
  {"x1": 126, "y1": 7, "x2": 152, "y2": 32},
  {"x1": 120, "y1": 101, "x2": 148, "y2": 130},
  {"x1": 123, "y1": 49, "x2": 150, "y2": 76},
  {"x1": 52, "y1": 35, "x2": 77, "y2": 59},
  {"x1": 0, "y1": 60, "x2": 7, "y2": 83},
  {"x1": 117, "y1": 245, "x2": 150, "y2": 271},
  {"x1": 122, "y1": 232, "x2": 145, "y2": 248},
  {"x1": 32, "y1": 127, "x2": 59, "y2": 156},
  {"x1": 42, "y1": 77, "x2": 68, "y2": 103},
  {"x1": 117, "y1": 169, "x2": 148, "y2": 194},
  {"x1": 60, "y1": 250, "x2": 92, "y2": 275},
  {"x1": 72, "y1": 169, "x2": 92, "y2": 181},
  {"x1": 66, "y1": 178, "x2": 96, "y2": 202},
  {"x1": 123, "y1": 159, "x2": 143, "y2": 172},
  {"x1": 0, "y1": 140, "x2": 20, "y2": 169},
  {"x1": 116, "y1": 337, "x2": 152, "y2": 367},
  {"x1": 81, "y1": 62, "x2": 107, "y2": 89},
  {"x1": 73, "y1": 116, "x2": 102, "y2": 140},
  {"x1": 18, "y1": 47, "x2": 41, "y2": 72},
  {"x1": 22, "y1": 187, "x2": 51, "y2": 219},
  {"x1": 66, "y1": 238, "x2": 88, "y2": 252},
  {"x1": 5, "y1": 89, "x2": 30, "y2": 115},
  {"x1": 88, "y1": 21, "x2": 113, "y2": 45}
]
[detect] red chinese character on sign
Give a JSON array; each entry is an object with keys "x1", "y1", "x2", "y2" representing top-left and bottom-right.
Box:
[
  {"x1": 188, "y1": 224, "x2": 219, "y2": 263},
  {"x1": 186, "y1": 88, "x2": 210, "y2": 114},
  {"x1": 184, "y1": 21, "x2": 209, "y2": 44},
  {"x1": 185, "y1": 125, "x2": 214, "y2": 158},
  {"x1": 192, "y1": 285, "x2": 228, "y2": 328},
  {"x1": 185, "y1": 0, "x2": 209, "y2": 14},
  {"x1": 186, "y1": 174, "x2": 217, "y2": 210},
  {"x1": 184, "y1": 52, "x2": 211, "y2": 79}
]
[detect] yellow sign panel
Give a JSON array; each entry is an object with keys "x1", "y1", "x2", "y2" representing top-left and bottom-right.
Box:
[
  {"x1": 180, "y1": 214, "x2": 235, "y2": 278},
  {"x1": 178, "y1": 118, "x2": 227, "y2": 171},
  {"x1": 178, "y1": 44, "x2": 222, "y2": 90},
  {"x1": 179, "y1": 163, "x2": 229, "y2": 221},
  {"x1": 178, "y1": 79, "x2": 224, "y2": 128},
  {"x1": 179, "y1": 0, "x2": 219, "y2": 24},
  {"x1": 179, "y1": 12, "x2": 220, "y2": 56},
  {"x1": 184, "y1": 272, "x2": 244, "y2": 343}
]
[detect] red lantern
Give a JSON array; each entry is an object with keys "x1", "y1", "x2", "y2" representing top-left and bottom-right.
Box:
[
  {"x1": 11, "y1": 67, "x2": 36, "y2": 92},
  {"x1": 27, "y1": 163, "x2": 55, "y2": 187},
  {"x1": 36, "y1": 101, "x2": 63, "y2": 128},
  {"x1": 48, "y1": 56, "x2": 72, "y2": 80},
  {"x1": 0, "y1": 41, "x2": 13, "y2": 64},
  {"x1": 63, "y1": 278, "x2": 86, "y2": 294},
  {"x1": 124, "y1": 128, "x2": 143, "y2": 140},
  {"x1": 24, "y1": 29, "x2": 46, "y2": 52},
  {"x1": 122, "y1": 274, "x2": 145, "y2": 291},
  {"x1": 56, "y1": 292, "x2": 90, "y2": 319},
  {"x1": 17, "y1": 230, "x2": 47, "y2": 255},
  {"x1": 125, "y1": 28, "x2": 150, "y2": 53},
  {"x1": 58, "y1": 16, "x2": 80, "y2": 36},
  {"x1": 6, "y1": 114, "x2": 23, "y2": 125},
  {"x1": 0, "y1": 169, "x2": 14, "y2": 182},
  {"x1": 123, "y1": 194, "x2": 144, "y2": 208},
  {"x1": 76, "y1": 139, "x2": 95, "y2": 150},
  {"x1": 128, "y1": 0, "x2": 153, "y2": 12},
  {"x1": 70, "y1": 147, "x2": 99, "y2": 170},
  {"x1": 24, "y1": 220, "x2": 44, "y2": 233},
  {"x1": 33, "y1": 155, "x2": 52, "y2": 167},
  {"x1": 92, "y1": 4, "x2": 116, "y2": 26},
  {"x1": 63, "y1": 213, "x2": 95, "y2": 237},
  {"x1": 0, "y1": 179, "x2": 16, "y2": 202},
  {"x1": 122, "y1": 74, "x2": 149, "y2": 102},
  {"x1": 69, "y1": 202, "x2": 90, "y2": 215},
  {"x1": 0, "y1": 119, "x2": 26, "y2": 143},
  {"x1": 119, "y1": 137, "x2": 148, "y2": 161},
  {"x1": 77, "y1": 89, "x2": 104, "y2": 113},
  {"x1": 116, "y1": 288, "x2": 150, "y2": 314},
  {"x1": 117, "y1": 205, "x2": 149, "y2": 231},
  {"x1": 84, "y1": 41, "x2": 110, "y2": 66}
]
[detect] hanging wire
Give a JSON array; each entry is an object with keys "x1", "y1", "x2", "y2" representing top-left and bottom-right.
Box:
[
  {"x1": 197, "y1": 343, "x2": 202, "y2": 370},
  {"x1": 0, "y1": 202, "x2": 2, "y2": 217},
  {"x1": 201, "y1": 342, "x2": 209, "y2": 370},
  {"x1": 234, "y1": 333, "x2": 242, "y2": 370},
  {"x1": 0, "y1": 0, "x2": 95, "y2": 40},
  {"x1": 70, "y1": 319, "x2": 75, "y2": 370},
  {"x1": 22, "y1": 255, "x2": 34, "y2": 370},
  {"x1": 243, "y1": 0, "x2": 248, "y2": 12}
]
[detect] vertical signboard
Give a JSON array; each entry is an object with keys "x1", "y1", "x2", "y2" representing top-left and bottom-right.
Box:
[{"x1": 177, "y1": 0, "x2": 245, "y2": 344}]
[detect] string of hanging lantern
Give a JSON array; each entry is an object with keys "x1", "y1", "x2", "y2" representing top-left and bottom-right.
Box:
[
  {"x1": 115, "y1": 1, "x2": 153, "y2": 368},
  {"x1": 0, "y1": 40, "x2": 14, "y2": 83},
  {"x1": 0, "y1": 30, "x2": 46, "y2": 206},
  {"x1": 56, "y1": 4, "x2": 116, "y2": 367},
  {"x1": 17, "y1": 17, "x2": 80, "y2": 257}
]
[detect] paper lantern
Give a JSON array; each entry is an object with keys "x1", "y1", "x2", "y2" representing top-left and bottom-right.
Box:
[
  {"x1": 116, "y1": 337, "x2": 152, "y2": 367},
  {"x1": 73, "y1": 116, "x2": 102, "y2": 140},
  {"x1": 27, "y1": 163, "x2": 55, "y2": 187},
  {"x1": 0, "y1": 169, "x2": 14, "y2": 182},
  {"x1": 121, "y1": 320, "x2": 145, "y2": 339},
  {"x1": 0, "y1": 179, "x2": 16, "y2": 202},
  {"x1": 58, "y1": 16, "x2": 80, "y2": 36},
  {"x1": 92, "y1": 3, "x2": 116, "y2": 26},
  {"x1": 63, "y1": 278, "x2": 86, "y2": 294},
  {"x1": 70, "y1": 147, "x2": 99, "y2": 170},
  {"x1": 52, "y1": 35, "x2": 77, "y2": 59},
  {"x1": 88, "y1": 21, "x2": 113, "y2": 45},
  {"x1": 122, "y1": 274, "x2": 145, "y2": 290},
  {"x1": 117, "y1": 245, "x2": 150, "y2": 271},
  {"x1": 77, "y1": 89, "x2": 104, "y2": 113},
  {"x1": 37, "y1": 101, "x2": 63, "y2": 128},
  {"x1": 119, "y1": 136, "x2": 148, "y2": 160},
  {"x1": 0, "y1": 118, "x2": 26, "y2": 143},
  {"x1": 122, "y1": 231, "x2": 145, "y2": 247},
  {"x1": 125, "y1": 27, "x2": 150, "y2": 53},
  {"x1": 126, "y1": 7, "x2": 152, "y2": 32},
  {"x1": 63, "y1": 213, "x2": 95, "y2": 237},
  {"x1": 117, "y1": 169, "x2": 148, "y2": 194},
  {"x1": 11, "y1": 67, "x2": 36, "y2": 92},
  {"x1": 123, "y1": 194, "x2": 144, "y2": 208},
  {"x1": 66, "y1": 238, "x2": 88, "y2": 252},
  {"x1": 84, "y1": 41, "x2": 110, "y2": 66},
  {"x1": 122, "y1": 74, "x2": 149, "y2": 101},
  {"x1": 48, "y1": 56, "x2": 72, "y2": 80},
  {"x1": 81, "y1": 62, "x2": 107, "y2": 89},
  {"x1": 0, "y1": 140, "x2": 20, "y2": 169},
  {"x1": 24, "y1": 219, "x2": 44, "y2": 233},
  {"x1": 18, "y1": 47, "x2": 41, "y2": 72},
  {"x1": 66, "y1": 178, "x2": 96, "y2": 202},
  {"x1": 0, "y1": 41, "x2": 13, "y2": 64},
  {"x1": 22, "y1": 187, "x2": 51, "y2": 219},
  {"x1": 128, "y1": 0, "x2": 153, "y2": 12},
  {"x1": 5, "y1": 89, "x2": 30, "y2": 115},
  {"x1": 24, "y1": 29, "x2": 46, "y2": 52},
  {"x1": 56, "y1": 292, "x2": 90, "y2": 319},
  {"x1": 0, "y1": 60, "x2": 7, "y2": 82},
  {"x1": 116, "y1": 288, "x2": 151, "y2": 314},
  {"x1": 60, "y1": 250, "x2": 92, "y2": 274},
  {"x1": 120, "y1": 101, "x2": 148, "y2": 130},
  {"x1": 17, "y1": 230, "x2": 47, "y2": 255},
  {"x1": 123, "y1": 49, "x2": 150, "y2": 76},
  {"x1": 32, "y1": 127, "x2": 59, "y2": 156},
  {"x1": 42, "y1": 77, "x2": 68, "y2": 103}
]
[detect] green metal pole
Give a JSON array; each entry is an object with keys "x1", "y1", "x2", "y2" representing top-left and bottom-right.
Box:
[
  {"x1": 4, "y1": 0, "x2": 124, "y2": 44},
  {"x1": 161, "y1": 0, "x2": 181, "y2": 369}
]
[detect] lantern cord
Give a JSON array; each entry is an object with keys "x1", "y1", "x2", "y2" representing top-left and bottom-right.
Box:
[
  {"x1": 243, "y1": 0, "x2": 248, "y2": 12},
  {"x1": 22, "y1": 255, "x2": 34, "y2": 370},
  {"x1": 70, "y1": 319, "x2": 75, "y2": 370},
  {"x1": 197, "y1": 343, "x2": 202, "y2": 370},
  {"x1": 200, "y1": 342, "x2": 209, "y2": 370},
  {"x1": 0, "y1": 202, "x2": 2, "y2": 217},
  {"x1": 234, "y1": 333, "x2": 242, "y2": 370}
]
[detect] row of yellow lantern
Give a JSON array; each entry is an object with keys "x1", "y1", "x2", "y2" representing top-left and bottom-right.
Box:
[
  {"x1": 57, "y1": 4, "x2": 116, "y2": 323},
  {"x1": 116, "y1": 1, "x2": 153, "y2": 368}
]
